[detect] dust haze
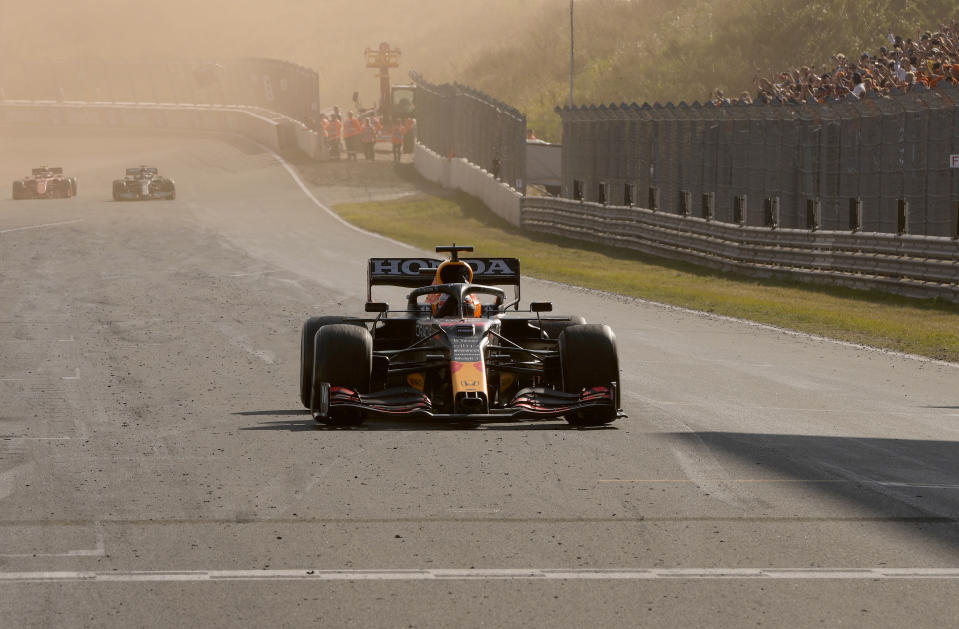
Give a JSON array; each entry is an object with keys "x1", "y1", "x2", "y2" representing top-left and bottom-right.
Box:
[{"x1": 0, "y1": 0, "x2": 565, "y2": 110}]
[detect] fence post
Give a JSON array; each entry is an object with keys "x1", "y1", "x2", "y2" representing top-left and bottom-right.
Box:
[
  {"x1": 648, "y1": 185, "x2": 659, "y2": 211},
  {"x1": 734, "y1": 194, "x2": 747, "y2": 225},
  {"x1": 702, "y1": 192, "x2": 714, "y2": 221},
  {"x1": 806, "y1": 198, "x2": 821, "y2": 231},
  {"x1": 679, "y1": 190, "x2": 691, "y2": 216},
  {"x1": 849, "y1": 197, "x2": 862, "y2": 232},
  {"x1": 624, "y1": 183, "x2": 634, "y2": 207},
  {"x1": 953, "y1": 201, "x2": 959, "y2": 240},
  {"x1": 764, "y1": 197, "x2": 779, "y2": 228},
  {"x1": 897, "y1": 199, "x2": 909, "y2": 235},
  {"x1": 598, "y1": 182, "x2": 608, "y2": 205}
]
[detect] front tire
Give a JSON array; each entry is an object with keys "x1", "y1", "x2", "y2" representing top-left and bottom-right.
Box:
[
  {"x1": 12, "y1": 181, "x2": 23, "y2": 200},
  {"x1": 312, "y1": 324, "x2": 372, "y2": 426},
  {"x1": 560, "y1": 324, "x2": 620, "y2": 427},
  {"x1": 299, "y1": 316, "x2": 364, "y2": 409}
]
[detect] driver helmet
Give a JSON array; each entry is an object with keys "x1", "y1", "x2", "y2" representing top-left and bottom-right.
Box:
[
  {"x1": 435, "y1": 260, "x2": 473, "y2": 284},
  {"x1": 429, "y1": 260, "x2": 481, "y2": 317}
]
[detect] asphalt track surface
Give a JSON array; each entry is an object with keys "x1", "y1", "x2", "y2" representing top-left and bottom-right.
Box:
[{"x1": 2, "y1": 127, "x2": 959, "y2": 628}]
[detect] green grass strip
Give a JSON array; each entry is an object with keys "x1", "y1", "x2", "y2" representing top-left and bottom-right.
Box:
[{"x1": 335, "y1": 188, "x2": 959, "y2": 363}]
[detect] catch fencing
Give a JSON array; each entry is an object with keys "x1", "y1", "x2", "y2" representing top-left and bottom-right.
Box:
[
  {"x1": 558, "y1": 85, "x2": 959, "y2": 238},
  {"x1": 0, "y1": 58, "x2": 319, "y2": 125},
  {"x1": 412, "y1": 72, "x2": 526, "y2": 193}
]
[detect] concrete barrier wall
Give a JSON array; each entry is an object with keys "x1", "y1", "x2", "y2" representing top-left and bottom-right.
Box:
[
  {"x1": 415, "y1": 143, "x2": 521, "y2": 226},
  {"x1": 0, "y1": 100, "x2": 314, "y2": 156}
]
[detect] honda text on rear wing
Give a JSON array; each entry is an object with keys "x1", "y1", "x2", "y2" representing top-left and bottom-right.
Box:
[{"x1": 367, "y1": 256, "x2": 521, "y2": 307}]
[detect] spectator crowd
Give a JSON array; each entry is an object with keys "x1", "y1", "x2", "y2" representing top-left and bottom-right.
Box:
[{"x1": 712, "y1": 20, "x2": 959, "y2": 105}]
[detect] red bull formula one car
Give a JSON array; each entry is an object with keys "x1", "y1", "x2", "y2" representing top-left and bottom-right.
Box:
[
  {"x1": 12, "y1": 167, "x2": 77, "y2": 199},
  {"x1": 299, "y1": 245, "x2": 623, "y2": 427}
]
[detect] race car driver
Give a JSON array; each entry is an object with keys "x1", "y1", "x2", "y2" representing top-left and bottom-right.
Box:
[{"x1": 427, "y1": 259, "x2": 482, "y2": 318}]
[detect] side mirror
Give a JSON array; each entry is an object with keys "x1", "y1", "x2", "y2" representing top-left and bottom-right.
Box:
[
  {"x1": 530, "y1": 302, "x2": 552, "y2": 313},
  {"x1": 365, "y1": 302, "x2": 389, "y2": 313}
]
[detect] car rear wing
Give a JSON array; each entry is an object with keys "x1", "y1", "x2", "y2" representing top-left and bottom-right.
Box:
[
  {"x1": 126, "y1": 167, "x2": 158, "y2": 175},
  {"x1": 32, "y1": 167, "x2": 63, "y2": 175},
  {"x1": 367, "y1": 257, "x2": 521, "y2": 303}
]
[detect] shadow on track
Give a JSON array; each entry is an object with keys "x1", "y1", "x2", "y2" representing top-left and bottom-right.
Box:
[
  {"x1": 234, "y1": 410, "x2": 616, "y2": 432},
  {"x1": 669, "y1": 431, "x2": 959, "y2": 549}
]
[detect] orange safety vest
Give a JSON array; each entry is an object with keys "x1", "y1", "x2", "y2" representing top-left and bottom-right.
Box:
[
  {"x1": 391, "y1": 124, "x2": 404, "y2": 145},
  {"x1": 344, "y1": 117, "x2": 362, "y2": 138},
  {"x1": 329, "y1": 119, "x2": 342, "y2": 139}
]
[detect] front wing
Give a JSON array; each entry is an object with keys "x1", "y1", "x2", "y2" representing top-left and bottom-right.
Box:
[
  {"x1": 115, "y1": 190, "x2": 174, "y2": 200},
  {"x1": 312, "y1": 383, "x2": 620, "y2": 423}
]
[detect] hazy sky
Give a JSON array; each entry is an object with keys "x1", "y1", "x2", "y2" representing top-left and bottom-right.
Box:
[{"x1": 0, "y1": 0, "x2": 562, "y2": 107}]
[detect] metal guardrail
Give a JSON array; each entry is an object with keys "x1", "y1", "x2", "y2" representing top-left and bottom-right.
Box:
[{"x1": 523, "y1": 196, "x2": 959, "y2": 301}]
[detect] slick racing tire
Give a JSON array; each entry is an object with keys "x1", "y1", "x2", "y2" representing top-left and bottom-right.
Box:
[
  {"x1": 559, "y1": 324, "x2": 619, "y2": 427},
  {"x1": 12, "y1": 181, "x2": 23, "y2": 200},
  {"x1": 112, "y1": 182, "x2": 122, "y2": 201},
  {"x1": 312, "y1": 324, "x2": 372, "y2": 426},
  {"x1": 538, "y1": 315, "x2": 586, "y2": 340},
  {"x1": 68, "y1": 178, "x2": 77, "y2": 197},
  {"x1": 299, "y1": 316, "x2": 364, "y2": 409}
]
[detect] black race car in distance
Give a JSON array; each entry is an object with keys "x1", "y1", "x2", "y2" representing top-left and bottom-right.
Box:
[
  {"x1": 12, "y1": 167, "x2": 77, "y2": 199},
  {"x1": 112, "y1": 166, "x2": 175, "y2": 201},
  {"x1": 299, "y1": 245, "x2": 623, "y2": 427}
]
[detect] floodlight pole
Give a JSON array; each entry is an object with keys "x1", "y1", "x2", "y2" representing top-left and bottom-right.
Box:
[{"x1": 569, "y1": 0, "x2": 574, "y2": 107}]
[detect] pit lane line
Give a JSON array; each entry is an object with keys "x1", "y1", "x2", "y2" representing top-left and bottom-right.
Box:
[
  {"x1": 2, "y1": 568, "x2": 959, "y2": 583},
  {"x1": 0, "y1": 219, "x2": 84, "y2": 234}
]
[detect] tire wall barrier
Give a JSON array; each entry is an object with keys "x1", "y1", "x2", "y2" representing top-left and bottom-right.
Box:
[
  {"x1": 522, "y1": 196, "x2": 959, "y2": 302},
  {"x1": 415, "y1": 143, "x2": 522, "y2": 226}
]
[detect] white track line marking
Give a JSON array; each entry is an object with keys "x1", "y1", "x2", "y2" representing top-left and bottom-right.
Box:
[
  {"x1": 262, "y1": 144, "x2": 418, "y2": 252},
  {"x1": 538, "y1": 277, "x2": 959, "y2": 368},
  {"x1": 61, "y1": 368, "x2": 80, "y2": 381},
  {"x1": 2, "y1": 567, "x2": 959, "y2": 582},
  {"x1": 0, "y1": 219, "x2": 83, "y2": 234}
]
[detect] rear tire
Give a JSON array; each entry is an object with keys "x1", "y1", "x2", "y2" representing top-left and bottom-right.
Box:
[
  {"x1": 68, "y1": 178, "x2": 77, "y2": 196},
  {"x1": 12, "y1": 181, "x2": 23, "y2": 200},
  {"x1": 539, "y1": 315, "x2": 586, "y2": 339},
  {"x1": 312, "y1": 324, "x2": 372, "y2": 426},
  {"x1": 559, "y1": 324, "x2": 619, "y2": 427}
]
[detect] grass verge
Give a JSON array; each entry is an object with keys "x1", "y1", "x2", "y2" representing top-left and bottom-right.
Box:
[{"x1": 335, "y1": 183, "x2": 959, "y2": 363}]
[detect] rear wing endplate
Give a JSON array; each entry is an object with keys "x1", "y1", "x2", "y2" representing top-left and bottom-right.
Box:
[{"x1": 367, "y1": 257, "x2": 521, "y2": 302}]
